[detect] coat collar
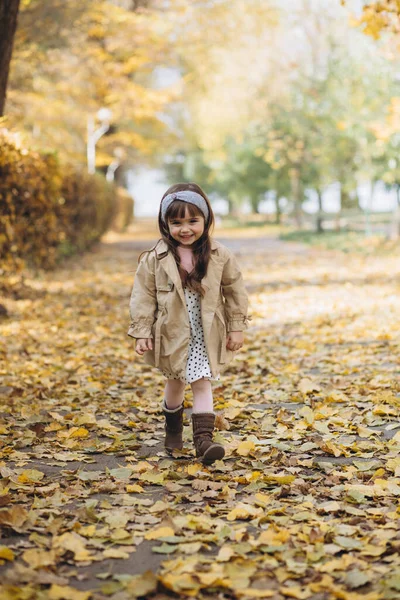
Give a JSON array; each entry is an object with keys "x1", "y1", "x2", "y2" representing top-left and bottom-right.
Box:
[
  {"x1": 155, "y1": 238, "x2": 223, "y2": 305},
  {"x1": 155, "y1": 238, "x2": 220, "y2": 257}
]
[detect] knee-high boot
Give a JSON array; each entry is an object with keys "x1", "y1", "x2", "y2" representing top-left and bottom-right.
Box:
[
  {"x1": 191, "y1": 413, "x2": 225, "y2": 465},
  {"x1": 162, "y1": 400, "x2": 184, "y2": 452}
]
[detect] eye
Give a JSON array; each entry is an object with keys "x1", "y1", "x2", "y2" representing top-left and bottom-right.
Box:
[{"x1": 190, "y1": 219, "x2": 199, "y2": 223}]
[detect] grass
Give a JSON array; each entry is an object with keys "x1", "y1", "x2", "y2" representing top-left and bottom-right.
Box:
[
  {"x1": 102, "y1": 216, "x2": 400, "y2": 254},
  {"x1": 280, "y1": 228, "x2": 398, "y2": 254}
]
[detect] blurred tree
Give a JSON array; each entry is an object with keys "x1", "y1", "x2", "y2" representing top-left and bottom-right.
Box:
[
  {"x1": 5, "y1": 0, "x2": 177, "y2": 168},
  {"x1": 357, "y1": 1, "x2": 400, "y2": 37},
  {"x1": 0, "y1": 0, "x2": 21, "y2": 116},
  {"x1": 164, "y1": 0, "x2": 399, "y2": 228}
]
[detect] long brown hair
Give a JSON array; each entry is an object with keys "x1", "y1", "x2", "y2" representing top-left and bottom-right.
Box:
[{"x1": 158, "y1": 182, "x2": 214, "y2": 296}]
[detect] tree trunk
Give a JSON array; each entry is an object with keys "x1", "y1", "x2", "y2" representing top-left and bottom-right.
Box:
[
  {"x1": 290, "y1": 167, "x2": 302, "y2": 228},
  {"x1": 0, "y1": 0, "x2": 21, "y2": 116},
  {"x1": 274, "y1": 196, "x2": 281, "y2": 224},
  {"x1": 316, "y1": 189, "x2": 324, "y2": 233},
  {"x1": 249, "y1": 195, "x2": 259, "y2": 214}
]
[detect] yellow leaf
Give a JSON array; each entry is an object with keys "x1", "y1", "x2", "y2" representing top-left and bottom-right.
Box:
[
  {"x1": 48, "y1": 585, "x2": 91, "y2": 600},
  {"x1": 299, "y1": 405, "x2": 315, "y2": 424},
  {"x1": 237, "y1": 591, "x2": 274, "y2": 598},
  {"x1": 69, "y1": 427, "x2": 90, "y2": 438},
  {"x1": 215, "y1": 413, "x2": 230, "y2": 430},
  {"x1": 22, "y1": 548, "x2": 57, "y2": 568},
  {"x1": 126, "y1": 484, "x2": 144, "y2": 493},
  {"x1": 187, "y1": 463, "x2": 203, "y2": 476},
  {"x1": 264, "y1": 474, "x2": 295, "y2": 485},
  {"x1": 324, "y1": 391, "x2": 348, "y2": 403},
  {"x1": 387, "y1": 457, "x2": 400, "y2": 476},
  {"x1": 254, "y1": 492, "x2": 271, "y2": 508},
  {"x1": 144, "y1": 526, "x2": 175, "y2": 540},
  {"x1": 111, "y1": 528, "x2": 131, "y2": 541},
  {"x1": 216, "y1": 545, "x2": 235, "y2": 561},
  {"x1": 52, "y1": 532, "x2": 92, "y2": 561},
  {"x1": 225, "y1": 407, "x2": 242, "y2": 420},
  {"x1": 357, "y1": 425, "x2": 376, "y2": 438},
  {"x1": 237, "y1": 440, "x2": 256, "y2": 456},
  {"x1": 180, "y1": 542, "x2": 202, "y2": 554},
  {"x1": 227, "y1": 503, "x2": 262, "y2": 521},
  {"x1": 17, "y1": 469, "x2": 45, "y2": 484},
  {"x1": 280, "y1": 587, "x2": 311, "y2": 599},
  {"x1": 103, "y1": 548, "x2": 130, "y2": 559},
  {"x1": 125, "y1": 571, "x2": 158, "y2": 598},
  {"x1": 79, "y1": 525, "x2": 96, "y2": 538},
  {"x1": 139, "y1": 472, "x2": 164, "y2": 485},
  {"x1": 257, "y1": 528, "x2": 290, "y2": 545},
  {"x1": 324, "y1": 587, "x2": 381, "y2": 600},
  {"x1": 0, "y1": 546, "x2": 14, "y2": 561},
  {"x1": 391, "y1": 430, "x2": 400, "y2": 443},
  {"x1": 161, "y1": 572, "x2": 200, "y2": 594},
  {"x1": 319, "y1": 441, "x2": 343, "y2": 457},
  {"x1": 299, "y1": 378, "x2": 320, "y2": 395},
  {"x1": 105, "y1": 511, "x2": 129, "y2": 529},
  {"x1": 0, "y1": 506, "x2": 28, "y2": 529},
  {"x1": 373, "y1": 405, "x2": 396, "y2": 416}
]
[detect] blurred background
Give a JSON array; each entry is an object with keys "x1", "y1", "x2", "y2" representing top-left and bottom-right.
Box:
[{"x1": 2, "y1": 0, "x2": 400, "y2": 269}]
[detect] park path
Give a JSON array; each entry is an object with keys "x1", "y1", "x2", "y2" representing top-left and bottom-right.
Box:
[{"x1": 1, "y1": 225, "x2": 400, "y2": 599}]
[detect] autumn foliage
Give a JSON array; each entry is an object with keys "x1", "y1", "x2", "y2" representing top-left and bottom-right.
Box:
[{"x1": 0, "y1": 131, "x2": 131, "y2": 272}]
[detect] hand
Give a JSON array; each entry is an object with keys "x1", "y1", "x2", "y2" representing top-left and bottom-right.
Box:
[
  {"x1": 135, "y1": 338, "x2": 153, "y2": 355},
  {"x1": 226, "y1": 331, "x2": 244, "y2": 352}
]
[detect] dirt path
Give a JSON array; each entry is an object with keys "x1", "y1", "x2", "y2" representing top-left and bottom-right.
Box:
[{"x1": 1, "y1": 227, "x2": 399, "y2": 599}]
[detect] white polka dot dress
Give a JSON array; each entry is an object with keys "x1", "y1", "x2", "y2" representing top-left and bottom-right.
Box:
[
  {"x1": 184, "y1": 287, "x2": 219, "y2": 384},
  {"x1": 162, "y1": 245, "x2": 219, "y2": 384}
]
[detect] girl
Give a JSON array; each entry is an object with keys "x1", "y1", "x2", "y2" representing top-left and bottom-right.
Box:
[{"x1": 128, "y1": 182, "x2": 249, "y2": 465}]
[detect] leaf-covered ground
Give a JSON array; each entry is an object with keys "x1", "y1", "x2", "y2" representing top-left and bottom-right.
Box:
[{"x1": 1, "y1": 225, "x2": 400, "y2": 600}]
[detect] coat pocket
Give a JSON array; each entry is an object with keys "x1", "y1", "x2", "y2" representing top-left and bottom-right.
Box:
[
  {"x1": 153, "y1": 306, "x2": 167, "y2": 367},
  {"x1": 156, "y1": 281, "x2": 174, "y2": 307},
  {"x1": 215, "y1": 310, "x2": 227, "y2": 364}
]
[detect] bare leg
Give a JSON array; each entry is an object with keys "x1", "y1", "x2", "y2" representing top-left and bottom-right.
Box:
[
  {"x1": 191, "y1": 378, "x2": 213, "y2": 414},
  {"x1": 164, "y1": 379, "x2": 185, "y2": 410}
]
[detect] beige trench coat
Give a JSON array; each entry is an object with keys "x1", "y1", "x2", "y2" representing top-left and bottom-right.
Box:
[{"x1": 127, "y1": 239, "x2": 249, "y2": 380}]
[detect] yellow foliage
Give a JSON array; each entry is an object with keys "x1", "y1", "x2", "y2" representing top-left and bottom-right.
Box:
[
  {"x1": 0, "y1": 131, "x2": 119, "y2": 272},
  {"x1": 356, "y1": 1, "x2": 400, "y2": 38}
]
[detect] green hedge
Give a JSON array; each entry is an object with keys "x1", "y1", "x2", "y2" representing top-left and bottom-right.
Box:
[{"x1": 0, "y1": 131, "x2": 127, "y2": 271}]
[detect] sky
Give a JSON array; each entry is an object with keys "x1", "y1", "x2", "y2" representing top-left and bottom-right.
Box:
[
  {"x1": 127, "y1": 0, "x2": 396, "y2": 219},
  {"x1": 128, "y1": 168, "x2": 397, "y2": 218}
]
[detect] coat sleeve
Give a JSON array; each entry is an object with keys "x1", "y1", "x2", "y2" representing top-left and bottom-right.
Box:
[
  {"x1": 127, "y1": 252, "x2": 157, "y2": 339},
  {"x1": 221, "y1": 249, "x2": 250, "y2": 332}
]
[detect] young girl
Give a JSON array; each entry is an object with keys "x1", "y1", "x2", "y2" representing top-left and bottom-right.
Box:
[{"x1": 128, "y1": 182, "x2": 249, "y2": 465}]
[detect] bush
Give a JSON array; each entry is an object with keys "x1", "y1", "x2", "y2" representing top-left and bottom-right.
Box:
[
  {"x1": 0, "y1": 130, "x2": 117, "y2": 271},
  {"x1": 110, "y1": 186, "x2": 134, "y2": 232},
  {"x1": 58, "y1": 167, "x2": 116, "y2": 252}
]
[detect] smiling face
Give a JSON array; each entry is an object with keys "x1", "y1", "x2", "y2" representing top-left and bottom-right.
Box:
[{"x1": 167, "y1": 205, "x2": 205, "y2": 246}]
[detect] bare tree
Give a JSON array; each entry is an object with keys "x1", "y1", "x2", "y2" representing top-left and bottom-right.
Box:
[{"x1": 0, "y1": 0, "x2": 21, "y2": 117}]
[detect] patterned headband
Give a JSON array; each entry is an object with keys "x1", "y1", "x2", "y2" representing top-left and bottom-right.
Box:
[{"x1": 160, "y1": 190, "x2": 209, "y2": 223}]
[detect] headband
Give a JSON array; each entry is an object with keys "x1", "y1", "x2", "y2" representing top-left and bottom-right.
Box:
[{"x1": 160, "y1": 190, "x2": 209, "y2": 223}]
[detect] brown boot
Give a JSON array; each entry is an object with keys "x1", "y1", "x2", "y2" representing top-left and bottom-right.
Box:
[
  {"x1": 191, "y1": 413, "x2": 225, "y2": 465},
  {"x1": 163, "y1": 400, "x2": 184, "y2": 453}
]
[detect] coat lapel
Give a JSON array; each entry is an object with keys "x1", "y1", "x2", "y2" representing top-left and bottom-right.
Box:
[
  {"x1": 201, "y1": 243, "x2": 225, "y2": 338},
  {"x1": 155, "y1": 239, "x2": 224, "y2": 313},
  {"x1": 156, "y1": 241, "x2": 186, "y2": 305}
]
